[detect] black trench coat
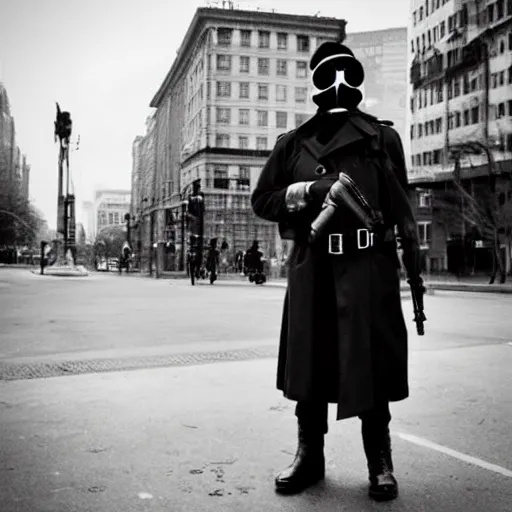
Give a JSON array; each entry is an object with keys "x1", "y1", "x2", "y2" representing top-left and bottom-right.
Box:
[{"x1": 251, "y1": 112, "x2": 416, "y2": 420}]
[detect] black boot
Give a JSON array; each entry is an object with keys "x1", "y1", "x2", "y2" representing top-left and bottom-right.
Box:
[
  {"x1": 362, "y1": 424, "x2": 398, "y2": 501},
  {"x1": 275, "y1": 424, "x2": 325, "y2": 494}
]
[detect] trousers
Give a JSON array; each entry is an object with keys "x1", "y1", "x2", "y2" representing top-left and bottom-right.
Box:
[{"x1": 295, "y1": 400, "x2": 391, "y2": 435}]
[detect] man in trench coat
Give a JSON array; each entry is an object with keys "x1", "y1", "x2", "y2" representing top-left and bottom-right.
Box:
[{"x1": 251, "y1": 40, "x2": 423, "y2": 501}]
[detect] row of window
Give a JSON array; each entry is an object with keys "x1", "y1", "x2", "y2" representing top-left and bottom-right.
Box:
[
  {"x1": 411, "y1": 2, "x2": 468, "y2": 55},
  {"x1": 412, "y1": 101, "x2": 512, "y2": 139},
  {"x1": 411, "y1": 66, "x2": 512, "y2": 112},
  {"x1": 97, "y1": 211, "x2": 124, "y2": 226},
  {"x1": 214, "y1": 81, "x2": 309, "y2": 102},
  {"x1": 214, "y1": 134, "x2": 270, "y2": 151},
  {"x1": 214, "y1": 107, "x2": 309, "y2": 129},
  {"x1": 412, "y1": 0, "x2": 453, "y2": 26},
  {"x1": 411, "y1": 133, "x2": 512, "y2": 167},
  {"x1": 215, "y1": 54, "x2": 309, "y2": 77},
  {"x1": 411, "y1": 118, "x2": 443, "y2": 139},
  {"x1": 216, "y1": 28, "x2": 314, "y2": 52}
]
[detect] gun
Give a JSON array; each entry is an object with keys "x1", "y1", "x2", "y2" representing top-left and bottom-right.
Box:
[
  {"x1": 408, "y1": 277, "x2": 426, "y2": 336},
  {"x1": 309, "y1": 172, "x2": 382, "y2": 243}
]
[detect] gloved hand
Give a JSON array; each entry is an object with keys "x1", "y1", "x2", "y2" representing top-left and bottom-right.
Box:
[
  {"x1": 308, "y1": 178, "x2": 338, "y2": 204},
  {"x1": 285, "y1": 178, "x2": 337, "y2": 212}
]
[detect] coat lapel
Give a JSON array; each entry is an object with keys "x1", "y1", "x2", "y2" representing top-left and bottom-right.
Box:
[{"x1": 299, "y1": 112, "x2": 380, "y2": 164}]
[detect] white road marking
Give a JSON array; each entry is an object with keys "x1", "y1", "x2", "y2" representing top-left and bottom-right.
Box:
[
  {"x1": 507, "y1": 342, "x2": 512, "y2": 346},
  {"x1": 138, "y1": 492, "x2": 153, "y2": 500},
  {"x1": 397, "y1": 432, "x2": 512, "y2": 478}
]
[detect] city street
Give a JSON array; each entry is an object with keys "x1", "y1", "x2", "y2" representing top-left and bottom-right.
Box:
[{"x1": 0, "y1": 267, "x2": 511, "y2": 511}]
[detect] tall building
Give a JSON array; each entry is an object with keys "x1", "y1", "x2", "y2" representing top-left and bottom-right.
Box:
[
  {"x1": 82, "y1": 200, "x2": 95, "y2": 243},
  {"x1": 92, "y1": 189, "x2": 131, "y2": 240},
  {"x1": 346, "y1": 27, "x2": 408, "y2": 150},
  {"x1": 0, "y1": 82, "x2": 31, "y2": 198},
  {"x1": 138, "y1": 6, "x2": 345, "y2": 270},
  {"x1": 407, "y1": 0, "x2": 512, "y2": 273}
]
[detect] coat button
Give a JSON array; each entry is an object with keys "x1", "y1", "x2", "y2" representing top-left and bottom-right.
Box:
[{"x1": 315, "y1": 165, "x2": 327, "y2": 175}]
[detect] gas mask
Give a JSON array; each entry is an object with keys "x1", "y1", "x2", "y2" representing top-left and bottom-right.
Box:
[{"x1": 311, "y1": 49, "x2": 365, "y2": 112}]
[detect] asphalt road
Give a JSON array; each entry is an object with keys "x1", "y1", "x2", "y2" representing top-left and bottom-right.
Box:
[{"x1": 0, "y1": 268, "x2": 511, "y2": 511}]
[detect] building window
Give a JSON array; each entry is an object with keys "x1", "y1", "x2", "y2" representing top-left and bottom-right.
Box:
[
  {"x1": 463, "y1": 109, "x2": 470, "y2": 125},
  {"x1": 277, "y1": 32, "x2": 288, "y2": 50},
  {"x1": 239, "y1": 109, "x2": 249, "y2": 125},
  {"x1": 440, "y1": 21, "x2": 445, "y2": 38},
  {"x1": 497, "y1": 102, "x2": 505, "y2": 118},
  {"x1": 108, "y1": 212, "x2": 114, "y2": 225},
  {"x1": 418, "y1": 221, "x2": 432, "y2": 244},
  {"x1": 276, "y1": 59, "x2": 287, "y2": 76},
  {"x1": 508, "y1": 99, "x2": 512, "y2": 116},
  {"x1": 418, "y1": 190, "x2": 432, "y2": 208},
  {"x1": 471, "y1": 106, "x2": 479, "y2": 123},
  {"x1": 216, "y1": 107, "x2": 231, "y2": 124},
  {"x1": 508, "y1": 65, "x2": 512, "y2": 83},
  {"x1": 239, "y1": 165, "x2": 250, "y2": 180},
  {"x1": 499, "y1": 71, "x2": 505, "y2": 86},
  {"x1": 240, "y1": 29, "x2": 251, "y2": 47},
  {"x1": 257, "y1": 110, "x2": 268, "y2": 127},
  {"x1": 216, "y1": 81, "x2": 231, "y2": 97},
  {"x1": 295, "y1": 113, "x2": 308, "y2": 128},
  {"x1": 217, "y1": 28, "x2": 232, "y2": 46},
  {"x1": 239, "y1": 56, "x2": 250, "y2": 73},
  {"x1": 215, "y1": 134, "x2": 230, "y2": 148},
  {"x1": 276, "y1": 111, "x2": 287, "y2": 129},
  {"x1": 259, "y1": 30, "x2": 270, "y2": 48},
  {"x1": 295, "y1": 86, "x2": 307, "y2": 103},
  {"x1": 238, "y1": 136, "x2": 249, "y2": 149},
  {"x1": 296, "y1": 61, "x2": 308, "y2": 78},
  {"x1": 276, "y1": 84, "x2": 287, "y2": 102},
  {"x1": 258, "y1": 84, "x2": 269, "y2": 100},
  {"x1": 217, "y1": 55, "x2": 232, "y2": 71},
  {"x1": 258, "y1": 58, "x2": 269, "y2": 75},
  {"x1": 297, "y1": 35, "x2": 310, "y2": 52},
  {"x1": 239, "y1": 82, "x2": 249, "y2": 99},
  {"x1": 256, "y1": 137, "x2": 268, "y2": 150}
]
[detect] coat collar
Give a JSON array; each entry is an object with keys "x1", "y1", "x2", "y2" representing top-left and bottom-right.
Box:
[{"x1": 299, "y1": 110, "x2": 379, "y2": 162}]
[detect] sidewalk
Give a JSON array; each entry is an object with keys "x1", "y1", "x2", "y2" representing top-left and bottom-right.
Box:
[
  {"x1": 1, "y1": 354, "x2": 510, "y2": 512},
  {"x1": 157, "y1": 270, "x2": 512, "y2": 294}
]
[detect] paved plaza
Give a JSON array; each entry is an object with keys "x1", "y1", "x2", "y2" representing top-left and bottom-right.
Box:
[{"x1": 0, "y1": 268, "x2": 511, "y2": 511}]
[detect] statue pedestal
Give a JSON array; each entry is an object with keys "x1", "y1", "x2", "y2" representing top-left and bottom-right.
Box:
[{"x1": 38, "y1": 239, "x2": 88, "y2": 277}]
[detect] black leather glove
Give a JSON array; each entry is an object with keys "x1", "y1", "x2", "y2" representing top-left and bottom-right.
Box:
[{"x1": 308, "y1": 178, "x2": 337, "y2": 205}]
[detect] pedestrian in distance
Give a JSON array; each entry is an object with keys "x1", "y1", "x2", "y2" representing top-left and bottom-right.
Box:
[{"x1": 251, "y1": 37, "x2": 425, "y2": 501}]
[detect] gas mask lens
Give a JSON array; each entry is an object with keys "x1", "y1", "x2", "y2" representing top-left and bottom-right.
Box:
[{"x1": 312, "y1": 56, "x2": 365, "y2": 91}]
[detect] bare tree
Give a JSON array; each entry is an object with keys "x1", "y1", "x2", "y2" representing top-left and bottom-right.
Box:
[
  {"x1": 0, "y1": 153, "x2": 44, "y2": 248},
  {"x1": 434, "y1": 169, "x2": 510, "y2": 284}
]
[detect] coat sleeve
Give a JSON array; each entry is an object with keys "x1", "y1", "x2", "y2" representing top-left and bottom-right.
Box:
[
  {"x1": 251, "y1": 133, "x2": 314, "y2": 238},
  {"x1": 381, "y1": 126, "x2": 422, "y2": 279},
  {"x1": 251, "y1": 133, "x2": 294, "y2": 222},
  {"x1": 381, "y1": 126, "x2": 408, "y2": 190}
]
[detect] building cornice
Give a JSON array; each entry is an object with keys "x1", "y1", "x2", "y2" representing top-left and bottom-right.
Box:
[
  {"x1": 150, "y1": 7, "x2": 345, "y2": 108},
  {"x1": 181, "y1": 146, "x2": 272, "y2": 167}
]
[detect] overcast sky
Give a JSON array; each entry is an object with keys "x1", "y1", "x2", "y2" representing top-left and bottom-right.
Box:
[{"x1": 0, "y1": 0, "x2": 409, "y2": 227}]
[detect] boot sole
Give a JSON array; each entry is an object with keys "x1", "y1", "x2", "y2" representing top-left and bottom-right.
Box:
[
  {"x1": 369, "y1": 487, "x2": 398, "y2": 501},
  {"x1": 275, "y1": 475, "x2": 325, "y2": 495}
]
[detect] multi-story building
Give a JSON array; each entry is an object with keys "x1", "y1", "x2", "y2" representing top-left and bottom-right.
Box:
[
  {"x1": 142, "y1": 6, "x2": 345, "y2": 270},
  {"x1": 92, "y1": 189, "x2": 131, "y2": 240},
  {"x1": 407, "y1": 0, "x2": 512, "y2": 274},
  {"x1": 131, "y1": 113, "x2": 157, "y2": 266},
  {"x1": 81, "y1": 201, "x2": 95, "y2": 243},
  {"x1": 0, "y1": 83, "x2": 31, "y2": 199},
  {"x1": 346, "y1": 28, "x2": 408, "y2": 150}
]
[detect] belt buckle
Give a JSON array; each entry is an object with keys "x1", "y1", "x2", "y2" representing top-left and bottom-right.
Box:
[
  {"x1": 357, "y1": 229, "x2": 374, "y2": 250},
  {"x1": 328, "y1": 234, "x2": 343, "y2": 255}
]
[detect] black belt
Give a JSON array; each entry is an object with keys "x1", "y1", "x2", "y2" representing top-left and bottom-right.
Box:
[{"x1": 327, "y1": 228, "x2": 392, "y2": 255}]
